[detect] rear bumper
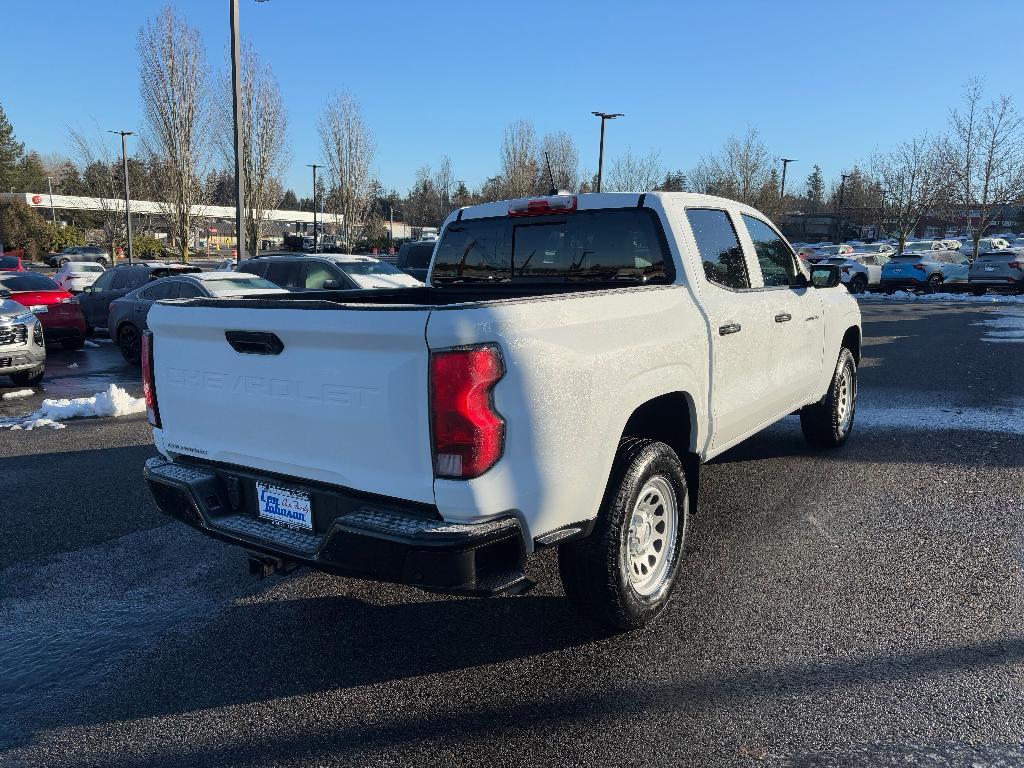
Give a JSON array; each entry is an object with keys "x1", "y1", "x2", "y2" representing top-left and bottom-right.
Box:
[
  {"x1": 39, "y1": 311, "x2": 86, "y2": 341},
  {"x1": 143, "y1": 457, "x2": 529, "y2": 595}
]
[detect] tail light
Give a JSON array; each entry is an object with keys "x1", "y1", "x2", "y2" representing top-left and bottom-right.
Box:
[
  {"x1": 141, "y1": 330, "x2": 161, "y2": 428},
  {"x1": 430, "y1": 345, "x2": 505, "y2": 479},
  {"x1": 913, "y1": 263, "x2": 926, "y2": 271},
  {"x1": 1009, "y1": 261, "x2": 1021, "y2": 269},
  {"x1": 508, "y1": 195, "x2": 576, "y2": 217}
]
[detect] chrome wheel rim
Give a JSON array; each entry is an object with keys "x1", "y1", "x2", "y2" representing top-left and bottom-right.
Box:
[
  {"x1": 836, "y1": 364, "x2": 855, "y2": 435},
  {"x1": 625, "y1": 475, "x2": 678, "y2": 597}
]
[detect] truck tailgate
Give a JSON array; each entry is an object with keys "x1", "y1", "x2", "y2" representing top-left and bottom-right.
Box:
[{"x1": 148, "y1": 302, "x2": 435, "y2": 504}]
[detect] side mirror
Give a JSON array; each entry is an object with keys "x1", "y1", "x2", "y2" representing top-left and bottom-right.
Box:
[
  {"x1": 322, "y1": 279, "x2": 340, "y2": 290},
  {"x1": 790, "y1": 271, "x2": 810, "y2": 289},
  {"x1": 809, "y1": 263, "x2": 842, "y2": 289}
]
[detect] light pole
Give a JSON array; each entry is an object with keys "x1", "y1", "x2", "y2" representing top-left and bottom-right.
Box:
[
  {"x1": 229, "y1": 0, "x2": 246, "y2": 262},
  {"x1": 780, "y1": 158, "x2": 796, "y2": 202},
  {"x1": 591, "y1": 111, "x2": 623, "y2": 193},
  {"x1": 45, "y1": 176, "x2": 57, "y2": 224},
  {"x1": 307, "y1": 164, "x2": 322, "y2": 252},
  {"x1": 109, "y1": 130, "x2": 135, "y2": 265},
  {"x1": 835, "y1": 173, "x2": 851, "y2": 244}
]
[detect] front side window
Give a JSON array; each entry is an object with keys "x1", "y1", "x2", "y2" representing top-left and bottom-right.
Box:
[
  {"x1": 110, "y1": 269, "x2": 133, "y2": 290},
  {"x1": 742, "y1": 214, "x2": 799, "y2": 288},
  {"x1": 686, "y1": 208, "x2": 749, "y2": 289},
  {"x1": 305, "y1": 262, "x2": 338, "y2": 289},
  {"x1": 91, "y1": 270, "x2": 115, "y2": 293},
  {"x1": 265, "y1": 261, "x2": 303, "y2": 289}
]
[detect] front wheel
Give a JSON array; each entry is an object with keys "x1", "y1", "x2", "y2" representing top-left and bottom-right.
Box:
[
  {"x1": 558, "y1": 438, "x2": 689, "y2": 630},
  {"x1": 972, "y1": 286, "x2": 987, "y2": 297},
  {"x1": 801, "y1": 347, "x2": 857, "y2": 450},
  {"x1": 118, "y1": 323, "x2": 141, "y2": 365},
  {"x1": 849, "y1": 274, "x2": 868, "y2": 294},
  {"x1": 62, "y1": 336, "x2": 85, "y2": 351},
  {"x1": 57, "y1": 257, "x2": 70, "y2": 267},
  {"x1": 925, "y1": 274, "x2": 943, "y2": 294}
]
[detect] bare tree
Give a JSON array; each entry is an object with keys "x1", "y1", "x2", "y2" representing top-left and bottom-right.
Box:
[
  {"x1": 689, "y1": 127, "x2": 772, "y2": 205},
  {"x1": 68, "y1": 126, "x2": 126, "y2": 257},
  {"x1": 500, "y1": 120, "x2": 539, "y2": 198},
  {"x1": 604, "y1": 149, "x2": 664, "y2": 192},
  {"x1": 871, "y1": 135, "x2": 949, "y2": 254},
  {"x1": 539, "y1": 131, "x2": 579, "y2": 192},
  {"x1": 138, "y1": 5, "x2": 209, "y2": 261},
  {"x1": 432, "y1": 155, "x2": 454, "y2": 222},
  {"x1": 216, "y1": 46, "x2": 289, "y2": 254},
  {"x1": 319, "y1": 91, "x2": 375, "y2": 249},
  {"x1": 944, "y1": 78, "x2": 1024, "y2": 257}
]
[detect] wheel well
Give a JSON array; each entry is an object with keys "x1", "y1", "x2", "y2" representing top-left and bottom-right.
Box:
[
  {"x1": 842, "y1": 326, "x2": 861, "y2": 363},
  {"x1": 620, "y1": 392, "x2": 700, "y2": 514}
]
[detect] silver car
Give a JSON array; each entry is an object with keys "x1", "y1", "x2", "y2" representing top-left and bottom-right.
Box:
[
  {"x1": 969, "y1": 246, "x2": 1024, "y2": 295},
  {"x1": 0, "y1": 290, "x2": 46, "y2": 386}
]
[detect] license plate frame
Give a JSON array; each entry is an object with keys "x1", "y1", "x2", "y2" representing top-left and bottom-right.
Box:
[{"x1": 255, "y1": 481, "x2": 313, "y2": 531}]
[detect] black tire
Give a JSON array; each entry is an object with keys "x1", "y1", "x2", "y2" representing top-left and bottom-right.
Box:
[
  {"x1": 558, "y1": 438, "x2": 689, "y2": 631},
  {"x1": 118, "y1": 323, "x2": 142, "y2": 365},
  {"x1": 972, "y1": 286, "x2": 987, "y2": 297},
  {"x1": 925, "y1": 274, "x2": 942, "y2": 294},
  {"x1": 84, "y1": 325, "x2": 94, "y2": 338},
  {"x1": 9, "y1": 366, "x2": 44, "y2": 386},
  {"x1": 849, "y1": 274, "x2": 868, "y2": 294},
  {"x1": 62, "y1": 336, "x2": 85, "y2": 351},
  {"x1": 801, "y1": 347, "x2": 857, "y2": 451},
  {"x1": 96, "y1": 256, "x2": 108, "y2": 267},
  {"x1": 57, "y1": 257, "x2": 70, "y2": 267}
]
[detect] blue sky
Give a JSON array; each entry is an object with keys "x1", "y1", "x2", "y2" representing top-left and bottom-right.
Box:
[{"x1": 3, "y1": 0, "x2": 1023, "y2": 198}]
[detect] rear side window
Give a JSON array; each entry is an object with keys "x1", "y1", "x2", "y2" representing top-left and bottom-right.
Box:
[
  {"x1": 139, "y1": 281, "x2": 179, "y2": 300},
  {"x1": 408, "y1": 243, "x2": 434, "y2": 269},
  {"x1": 432, "y1": 209, "x2": 670, "y2": 284},
  {"x1": 110, "y1": 269, "x2": 133, "y2": 290},
  {"x1": 236, "y1": 261, "x2": 265, "y2": 278},
  {"x1": 265, "y1": 261, "x2": 303, "y2": 289},
  {"x1": 686, "y1": 209, "x2": 749, "y2": 290},
  {"x1": 741, "y1": 214, "x2": 798, "y2": 288}
]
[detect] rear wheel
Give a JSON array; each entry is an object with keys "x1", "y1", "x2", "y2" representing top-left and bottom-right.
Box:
[
  {"x1": 558, "y1": 438, "x2": 689, "y2": 630},
  {"x1": 118, "y1": 323, "x2": 141, "y2": 365},
  {"x1": 801, "y1": 347, "x2": 857, "y2": 451},
  {"x1": 96, "y1": 256, "x2": 109, "y2": 267},
  {"x1": 925, "y1": 274, "x2": 943, "y2": 294},
  {"x1": 9, "y1": 366, "x2": 44, "y2": 386},
  {"x1": 972, "y1": 286, "x2": 987, "y2": 297},
  {"x1": 849, "y1": 274, "x2": 868, "y2": 294},
  {"x1": 62, "y1": 335, "x2": 84, "y2": 351},
  {"x1": 57, "y1": 257, "x2": 70, "y2": 267}
]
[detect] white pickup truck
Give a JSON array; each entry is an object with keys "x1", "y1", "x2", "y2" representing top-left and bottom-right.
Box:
[{"x1": 142, "y1": 192, "x2": 861, "y2": 629}]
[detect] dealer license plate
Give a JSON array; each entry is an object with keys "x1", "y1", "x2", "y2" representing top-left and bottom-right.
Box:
[
  {"x1": 256, "y1": 481, "x2": 313, "y2": 530},
  {"x1": 985, "y1": 266, "x2": 996, "y2": 272}
]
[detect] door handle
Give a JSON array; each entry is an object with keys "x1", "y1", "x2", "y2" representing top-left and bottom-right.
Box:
[
  {"x1": 718, "y1": 323, "x2": 742, "y2": 336},
  {"x1": 774, "y1": 312, "x2": 792, "y2": 323}
]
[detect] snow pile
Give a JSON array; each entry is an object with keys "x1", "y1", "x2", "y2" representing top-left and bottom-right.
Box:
[
  {"x1": 973, "y1": 309, "x2": 1024, "y2": 344},
  {"x1": 1, "y1": 389, "x2": 34, "y2": 401},
  {"x1": 0, "y1": 384, "x2": 145, "y2": 430},
  {"x1": 83, "y1": 340, "x2": 100, "y2": 348},
  {"x1": 67, "y1": 362, "x2": 79, "y2": 368},
  {"x1": 858, "y1": 291, "x2": 1024, "y2": 304}
]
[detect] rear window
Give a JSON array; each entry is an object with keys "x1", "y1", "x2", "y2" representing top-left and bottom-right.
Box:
[
  {"x1": 432, "y1": 209, "x2": 670, "y2": 284},
  {"x1": 0, "y1": 273, "x2": 59, "y2": 291},
  {"x1": 405, "y1": 243, "x2": 435, "y2": 269},
  {"x1": 0, "y1": 256, "x2": 19, "y2": 268},
  {"x1": 201, "y1": 276, "x2": 280, "y2": 294},
  {"x1": 338, "y1": 261, "x2": 404, "y2": 277}
]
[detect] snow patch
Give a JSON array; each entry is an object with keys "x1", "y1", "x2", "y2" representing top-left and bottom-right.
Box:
[
  {"x1": 0, "y1": 385, "x2": 144, "y2": 430},
  {"x1": 973, "y1": 309, "x2": 1024, "y2": 344},
  {"x1": 1, "y1": 389, "x2": 34, "y2": 401},
  {"x1": 67, "y1": 362, "x2": 79, "y2": 368},
  {"x1": 83, "y1": 340, "x2": 100, "y2": 348},
  {"x1": 858, "y1": 291, "x2": 1024, "y2": 304},
  {"x1": 858, "y1": 404, "x2": 1024, "y2": 434}
]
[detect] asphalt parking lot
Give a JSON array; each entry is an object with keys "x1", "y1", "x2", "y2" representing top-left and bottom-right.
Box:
[{"x1": 2, "y1": 300, "x2": 1023, "y2": 767}]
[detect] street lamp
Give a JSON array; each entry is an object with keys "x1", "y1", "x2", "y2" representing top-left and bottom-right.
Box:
[
  {"x1": 108, "y1": 130, "x2": 135, "y2": 265},
  {"x1": 591, "y1": 111, "x2": 623, "y2": 193},
  {"x1": 307, "y1": 164, "x2": 322, "y2": 252},
  {"x1": 780, "y1": 158, "x2": 796, "y2": 201},
  {"x1": 835, "y1": 173, "x2": 851, "y2": 244},
  {"x1": 45, "y1": 176, "x2": 57, "y2": 224}
]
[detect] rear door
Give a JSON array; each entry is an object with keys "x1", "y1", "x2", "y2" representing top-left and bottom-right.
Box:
[
  {"x1": 683, "y1": 207, "x2": 778, "y2": 450},
  {"x1": 148, "y1": 303, "x2": 437, "y2": 504},
  {"x1": 739, "y1": 213, "x2": 824, "y2": 408}
]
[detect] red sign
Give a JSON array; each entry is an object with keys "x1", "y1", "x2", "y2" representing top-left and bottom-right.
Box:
[
  {"x1": 388, "y1": 247, "x2": 395, "y2": 255},
  {"x1": 208, "y1": 227, "x2": 218, "y2": 233},
  {"x1": 31, "y1": 194, "x2": 43, "y2": 205},
  {"x1": 372, "y1": 247, "x2": 379, "y2": 255}
]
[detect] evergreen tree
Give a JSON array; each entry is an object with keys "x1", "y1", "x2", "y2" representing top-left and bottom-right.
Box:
[
  {"x1": 278, "y1": 189, "x2": 299, "y2": 210},
  {"x1": 806, "y1": 165, "x2": 824, "y2": 212},
  {"x1": 657, "y1": 170, "x2": 688, "y2": 192},
  {"x1": 0, "y1": 102, "x2": 25, "y2": 191}
]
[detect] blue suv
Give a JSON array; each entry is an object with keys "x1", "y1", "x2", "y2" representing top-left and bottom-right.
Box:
[{"x1": 880, "y1": 242, "x2": 970, "y2": 294}]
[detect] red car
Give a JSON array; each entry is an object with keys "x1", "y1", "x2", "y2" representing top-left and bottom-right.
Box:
[
  {"x1": 0, "y1": 271, "x2": 87, "y2": 349},
  {"x1": 0, "y1": 255, "x2": 25, "y2": 271}
]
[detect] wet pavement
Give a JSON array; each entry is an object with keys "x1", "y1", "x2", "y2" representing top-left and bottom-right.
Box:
[
  {"x1": 0, "y1": 338, "x2": 141, "y2": 420},
  {"x1": 0, "y1": 301, "x2": 1023, "y2": 766}
]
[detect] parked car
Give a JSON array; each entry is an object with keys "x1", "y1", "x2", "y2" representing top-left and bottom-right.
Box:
[
  {"x1": 1008, "y1": 237, "x2": 1024, "y2": 252},
  {"x1": 852, "y1": 243, "x2": 896, "y2": 258},
  {"x1": 0, "y1": 289, "x2": 46, "y2": 385},
  {"x1": 0, "y1": 255, "x2": 25, "y2": 272},
  {"x1": 899, "y1": 240, "x2": 946, "y2": 255},
  {"x1": 46, "y1": 245, "x2": 112, "y2": 268},
  {"x1": 880, "y1": 250, "x2": 971, "y2": 293},
  {"x1": 794, "y1": 245, "x2": 820, "y2": 262},
  {"x1": 141, "y1": 191, "x2": 861, "y2": 630},
  {"x1": 823, "y1": 253, "x2": 890, "y2": 293},
  {"x1": 395, "y1": 240, "x2": 437, "y2": 282},
  {"x1": 968, "y1": 250, "x2": 1024, "y2": 295},
  {"x1": 109, "y1": 272, "x2": 285, "y2": 364},
  {"x1": 940, "y1": 240, "x2": 963, "y2": 251},
  {"x1": 53, "y1": 261, "x2": 106, "y2": 293},
  {"x1": 237, "y1": 254, "x2": 422, "y2": 290},
  {"x1": 0, "y1": 272, "x2": 87, "y2": 349},
  {"x1": 806, "y1": 244, "x2": 854, "y2": 263},
  {"x1": 76, "y1": 262, "x2": 202, "y2": 333}
]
